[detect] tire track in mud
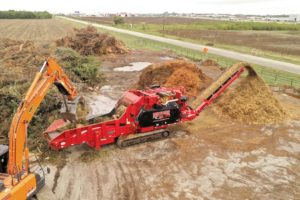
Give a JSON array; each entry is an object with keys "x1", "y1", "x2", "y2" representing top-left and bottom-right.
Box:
[
  {"x1": 95, "y1": 168, "x2": 103, "y2": 199},
  {"x1": 65, "y1": 176, "x2": 74, "y2": 199},
  {"x1": 123, "y1": 162, "x2": 139, "y2": 200},
  {"x1": 116, "y1": 160, "x2": 138, "y2": 200},
  {"x1": 51, "y1": 162, "x2": 66, "y2": 193},
  {"x1": 123, "y1": 141, "x2": 182, "y2": 199},
  {"x1": 113, "y1": 166, "x2": 123, "y2": 200},
  {"x1": 98, "y1": 161, "x2": 120, "y2": 200}
]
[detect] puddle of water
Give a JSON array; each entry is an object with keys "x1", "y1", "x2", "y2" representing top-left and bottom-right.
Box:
[
  {"x1": 160, "y1": 56, "x2": 174, "y2": 61},
  {"x1": 100, "y1": 85, "x2": 113, "y2": 91},
  {"x1": 99, "y1": 85, "x2": 124, "y2": 99},
  {"x1": 113, "y1": 62, "x2": 152, "y2": 72},
  {"x1": 85, "y1": 94, "x2": 117, "y2": 118}
]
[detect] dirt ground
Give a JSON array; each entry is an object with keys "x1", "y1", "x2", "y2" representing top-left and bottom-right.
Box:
[{"x1": 37, "y1": 50, "x2": 300, "y2": 200}]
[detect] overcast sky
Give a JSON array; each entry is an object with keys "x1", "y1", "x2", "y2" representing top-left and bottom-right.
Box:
[{"x1": 0, "y1": 0, "x2": 299, "y2": 15}]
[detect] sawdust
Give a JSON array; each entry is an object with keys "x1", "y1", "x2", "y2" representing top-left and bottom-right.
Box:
[
  {"x1": 210, "y1": 64, "x2": 288, "y2": 124},
  {"x1": 56, "y1": 26, "x2": 128, "y2": 56},
  {"x1": 191, "y1": 63, "x2": 288, "y2": 124},
  {"x1": 137, "y1": 59, "x2": 212, "y2": 98}
]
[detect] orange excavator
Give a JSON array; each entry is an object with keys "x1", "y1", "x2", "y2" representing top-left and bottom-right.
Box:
[{"x1": 0, "y1": 58, "x2": 78, "y2": 200}]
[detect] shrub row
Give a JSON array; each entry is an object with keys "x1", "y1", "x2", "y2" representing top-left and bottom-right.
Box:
[{"x1": 0, "y1": 10, "x2": 52, "y2": 19}]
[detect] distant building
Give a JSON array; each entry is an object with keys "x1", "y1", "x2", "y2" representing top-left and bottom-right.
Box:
[
  {"x1": 289, "y1": 14, "x2": 300, "y2": 22},
  {"x1": 71, "y1": 11, "x2": 87, "y2": 17},
  {"x1": 73, "y1": 11, "x2": 80, "y2": 16},
  {"x1": 116, "y1": 12, "x2": 135, "y2": 17}
]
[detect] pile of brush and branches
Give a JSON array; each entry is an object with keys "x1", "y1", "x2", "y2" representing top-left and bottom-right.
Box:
[{"x1": 56, "y1": 26, "x2": 128, "y2": 56}]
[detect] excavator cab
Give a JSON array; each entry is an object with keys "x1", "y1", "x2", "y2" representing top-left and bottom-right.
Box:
[
  {"x1": 0, "y1": 145, "x2": 8, "y2": 174},
  {"x1": 0, "y1": 144, "x2": 46, "y2": 199},
  {"x1": 0, "y1": 146, "x2": 9, "y2": 192}
]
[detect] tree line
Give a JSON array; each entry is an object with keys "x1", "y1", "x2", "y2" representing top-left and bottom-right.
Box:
[{"x1": 0, "y1": 10, "x2": 52, "y2": 19}]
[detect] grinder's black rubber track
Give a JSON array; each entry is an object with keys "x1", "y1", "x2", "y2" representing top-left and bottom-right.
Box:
[{"x1": 117, "y1": 129, "x2": 170, "y2": 148}]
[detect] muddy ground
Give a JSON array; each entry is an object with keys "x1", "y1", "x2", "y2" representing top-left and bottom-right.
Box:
[{"x1": 37, "y1": 50, "x2": 300, "y2": 200}]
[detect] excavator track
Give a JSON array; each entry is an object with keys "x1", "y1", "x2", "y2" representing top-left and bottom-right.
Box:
[{"x1": 117, "y1": 129, "x2": 170, "y2": 148}]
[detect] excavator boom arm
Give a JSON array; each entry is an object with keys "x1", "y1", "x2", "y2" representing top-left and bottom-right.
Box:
[{"x1": 7, "y1": 58, "x2": 77, "y2": 175}]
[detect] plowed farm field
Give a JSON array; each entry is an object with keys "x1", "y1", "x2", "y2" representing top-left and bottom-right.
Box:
[{"x1": 0, "y1": 19, "x2": 74, "y2": 44}]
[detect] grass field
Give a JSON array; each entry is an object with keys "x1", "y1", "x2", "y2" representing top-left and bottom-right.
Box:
[
  {"x1": 0, "y1": 19, "x2": 74, "y2": 44},
  {"x1": 76, "y1": 16, "x2": 300, "y2": 65}
]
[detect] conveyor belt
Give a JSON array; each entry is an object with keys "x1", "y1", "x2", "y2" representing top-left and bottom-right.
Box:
[{"x1": 201, "y1": 63, "x2": 251, "y2": 100}]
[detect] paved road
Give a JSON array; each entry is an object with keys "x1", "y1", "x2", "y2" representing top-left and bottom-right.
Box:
[{"x1": 60, "y1": 16, "x2": 300, "y2": 75}]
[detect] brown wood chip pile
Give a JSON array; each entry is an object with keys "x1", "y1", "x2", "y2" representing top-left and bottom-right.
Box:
[
  {"x1": 137, "y1": 59, "x2": 212, "y2": 98},
  {"x1": 211, "y1": 67, "x2": 288, "y2": 124}
]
